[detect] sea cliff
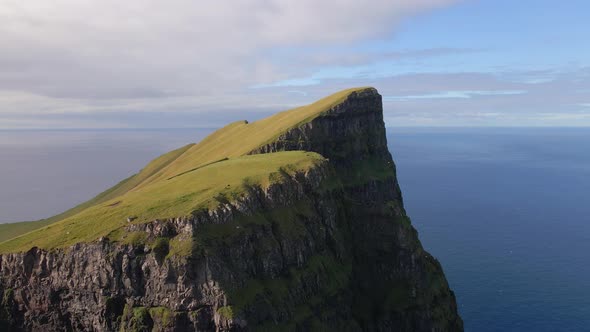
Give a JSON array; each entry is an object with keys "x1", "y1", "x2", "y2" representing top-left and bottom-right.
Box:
[{"x1": 0, "y1": 88, "x2": 462, "y2": 331}]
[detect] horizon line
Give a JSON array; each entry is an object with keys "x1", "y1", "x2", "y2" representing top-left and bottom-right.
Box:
[{"x1": 2, "y1": 125, "x2": 590, "y2": 131}]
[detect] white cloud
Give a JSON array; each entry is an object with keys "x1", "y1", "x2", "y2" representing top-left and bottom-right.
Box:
[
  {"x1": 383, "y1": 90, "x2": 526, "y2": 100},
  {"x1": 3, "y1": 1, "x2": 588, "y2": 128},
  {"x1": 0, "y1": 90, "x2": 299, "y2": 116},
  {"x1": 0, "y1": 0, "x2": 458, "y2": 100}
]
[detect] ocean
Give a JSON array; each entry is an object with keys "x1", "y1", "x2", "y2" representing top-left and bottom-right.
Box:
[
  {"x1": 389, "y1": 127, "x2": 590, "y2": 331},
  {"x1": 0, "y1": 127, "x2": 588, "y2": 331}
]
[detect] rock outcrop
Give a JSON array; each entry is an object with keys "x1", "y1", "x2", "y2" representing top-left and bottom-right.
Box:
[{"x1": 0, "y1": 88, "x2": 462, "y2": 331}]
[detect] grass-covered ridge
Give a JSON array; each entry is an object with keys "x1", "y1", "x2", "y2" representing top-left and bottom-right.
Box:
[
  {"x1": 0, "y1": 87, "x2": 371, "y2": 252},
  {"x1": 132, "y1": 87, "x2": 371, "y2": 188},
  {"x1": 0, "y1": 152, "x2": 325, "y2": 253},
  {"x1": 0, "y1": 220, "x2": 55, "y2": 245},
  {"x1": 0, "y1": 143, "x2": 194, "y2": 243}
]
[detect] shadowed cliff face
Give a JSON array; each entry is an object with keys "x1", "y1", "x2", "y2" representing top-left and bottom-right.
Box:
[
  {"x1": 0, "y1": 88, "x2": 462, "y2": 331},
  {"x1": 250, "y1": 88, "x2": 389, "y2": 165}
]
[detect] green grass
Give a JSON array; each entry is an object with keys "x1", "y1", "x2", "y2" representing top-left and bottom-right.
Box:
[
  {"x1": 0, "y1": 87, "x2": 372, "y2": 253},
  {"x1": 129, "y1": 307, "x2": 151, "y2": 332},
  {"x1": 0, "y1": 143, "x2": 194, "y2": 244},
  {"x1": 217, "y1": 306, "x2": 234, "y2": 320},
  {"x1": 133, "y1": 87, "x2": 372, "y2": 187},
  {"x1": 319, "y1": 157, "x2": 395, "y2": 192},
  {"x1": 0, "y1": 152, "x2": 325, "y2": 253},
  {"x1": 149, "y1": 307, "x2": 172, "y2": 326},
  {"x1": 47, "y1": 143, "x2": 195, "y2": 224},
  {"x1": 167, "y1": 236, "x2": 193, "y2": 258},
  {"x1": 152, "y1": 237, "x2": 170, "y2": 262},
  {"x1": 228, "y1": 253, "x2": 352, "y2": 318},
  {"x1": 194, "y1": 200, "x2": 314, "y2": 249},
  {"x1": 0, "y1": 219, "x2": 54, "y2": 243}
]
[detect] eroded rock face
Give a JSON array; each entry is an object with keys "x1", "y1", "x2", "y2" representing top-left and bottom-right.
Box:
[
  {"x1": 250, "y1": 88, "x2": 390, "y2": 167},
  {"x1": 0, "y1": 88, "x2": 463, "y2": 331}
]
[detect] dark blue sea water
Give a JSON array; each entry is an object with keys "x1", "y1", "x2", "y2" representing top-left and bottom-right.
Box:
[
  {"x1": 0, "y1": 127, "x2": 589, "y2": 331},
  {"x1": 389, "y1": 128, "x2": 590, "y2": 332}
]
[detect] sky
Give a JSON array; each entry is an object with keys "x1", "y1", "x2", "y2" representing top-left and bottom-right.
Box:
[{"x1": 1, "y1": 0, "x2": 589, "y2": 129}]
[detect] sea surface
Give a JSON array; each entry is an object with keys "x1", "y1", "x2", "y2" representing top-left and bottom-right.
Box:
[{"x1": 0, "y1": 127, "x2": 589, "y2": 331}]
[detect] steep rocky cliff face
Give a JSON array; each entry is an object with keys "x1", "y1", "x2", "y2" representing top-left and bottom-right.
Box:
[{"x1": 0, "y1": 88, "x2": 462, "y2": 331}]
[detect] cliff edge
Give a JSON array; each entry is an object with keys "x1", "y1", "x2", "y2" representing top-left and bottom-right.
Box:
[{"x1": 0, "y1": 87, "x2": 462, "y2": 331}]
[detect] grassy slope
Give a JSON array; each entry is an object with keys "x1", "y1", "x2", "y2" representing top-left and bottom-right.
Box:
[
  {"x1": 0, "y1": 87, "x2": 370, "y2": 252},
  {"x1": 0, "y1": 143, "x2": 195, "y2": 243},
  {"x1": 0, "y1": 152, "x2": 325, "y2": 253},
  {"x1": 135, "y1": 87, "x2": 370, "y2": 188},
  {"x1": 47, "y1": 143, "x2": 196, "y2": 223},
  {"x1": 0, "y1": 220, "x2": 55, "y2": 244}
]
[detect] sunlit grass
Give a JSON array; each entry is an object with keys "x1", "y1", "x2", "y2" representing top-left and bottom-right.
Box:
[
  {"x1": 0, "y1": 152, "x2": 325, "y2": 253},
  {"x1": 0, "y1": 87, "x2": 372, "y2": 252},
  {"x1": 135, "y1": 87, "x2": 371, "y2": 187}
]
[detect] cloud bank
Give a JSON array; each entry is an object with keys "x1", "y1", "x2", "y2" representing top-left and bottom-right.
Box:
[
  {"x1": 1, "y1": 0, "x2": 456, "y2": 98},
  {"x1": 1, "y1": 0, "x2": 589, "y2": 128}
]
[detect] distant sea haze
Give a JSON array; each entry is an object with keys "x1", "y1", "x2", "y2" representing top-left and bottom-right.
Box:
[
  {"x1": 0, "y1": 129, "x2": 213, "y2": 223},
  {"x1": 1, "y1": 127, "x2": 589, "y2": 331}
]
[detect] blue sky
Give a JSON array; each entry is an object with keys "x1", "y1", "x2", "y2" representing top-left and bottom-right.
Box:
[{"x1": 1, "y1": 0, "x2": 589, "y2": 128}]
